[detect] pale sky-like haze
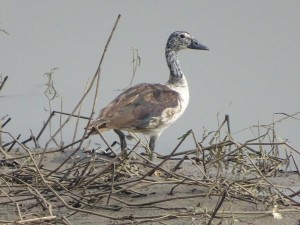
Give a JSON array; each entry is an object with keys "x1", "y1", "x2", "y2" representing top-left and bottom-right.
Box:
[{"x1": 1, "y1": 1, "x2": 299, "y2": 156}]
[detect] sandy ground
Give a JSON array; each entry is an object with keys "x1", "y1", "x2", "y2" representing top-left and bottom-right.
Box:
[{"x1": 0, "y1": 149, "x2": 300, "y2": 225}]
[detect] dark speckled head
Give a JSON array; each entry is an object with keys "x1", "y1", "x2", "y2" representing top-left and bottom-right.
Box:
[
  {"x1": 165, "y1": 31, "x2": 208, "y2": 79},
  {"x1": 166, "y1": 31, "x2": 209, "y2": 52}
]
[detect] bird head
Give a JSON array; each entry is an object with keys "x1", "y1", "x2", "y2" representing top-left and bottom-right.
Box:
[{"x1": 166, "y1": 31, "x2": 209, "y2": 52}]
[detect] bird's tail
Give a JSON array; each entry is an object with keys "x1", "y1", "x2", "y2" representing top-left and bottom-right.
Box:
[{"x1": 85, "y1": 122, "x2": 109, "y2": 136}]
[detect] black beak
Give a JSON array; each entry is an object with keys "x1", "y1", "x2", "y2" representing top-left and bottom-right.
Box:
[{"x1": 188, "y1": 38, "x2": 209, "y2": 50}]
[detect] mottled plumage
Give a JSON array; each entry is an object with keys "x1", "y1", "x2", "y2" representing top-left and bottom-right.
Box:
[
  {"x1": 91, "y1": 83, "x2": 180, "y2": 134},
  {"x1": 88, "y1": 31, "x2": 208, "y2": 160}
]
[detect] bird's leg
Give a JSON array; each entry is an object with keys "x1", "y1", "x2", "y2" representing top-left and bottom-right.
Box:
[
  {"x1": 113, "y1": 129, "x2": 127, "y2": 156},
  {"x1": 148, "y1": 135, "x2": 158, "y2": 161}
]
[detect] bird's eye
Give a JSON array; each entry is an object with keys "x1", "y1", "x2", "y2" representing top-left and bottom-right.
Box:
[{"x1": 180, "y1": 34, "x2": 185, "y2": 38}]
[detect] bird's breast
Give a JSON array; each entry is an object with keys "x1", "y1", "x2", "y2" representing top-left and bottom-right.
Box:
[
  {"x1": 166, "y1": 77, "x2": 189, "y2": 118},
  {"x1": 160, "y1": 80, "x2": 189, "y2": 128}
]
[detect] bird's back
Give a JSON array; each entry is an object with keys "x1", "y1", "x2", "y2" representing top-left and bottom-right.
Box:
[{"x1": 88, "y1": 82, "x2": 186, "y2": 136}]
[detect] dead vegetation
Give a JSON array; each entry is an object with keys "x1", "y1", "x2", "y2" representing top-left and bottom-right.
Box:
[{"x1": 1, "y1": 15, "x2": 300, "y2": 225}]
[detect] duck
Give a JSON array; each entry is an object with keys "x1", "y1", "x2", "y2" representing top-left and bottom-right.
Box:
[{"x1": 88, "y1": 31, "x2": 208, "y2": 160}]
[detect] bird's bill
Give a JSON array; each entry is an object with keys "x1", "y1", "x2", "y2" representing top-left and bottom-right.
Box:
[{"x1": 188, "y1": 38, "x2": 209, "y2": 50}]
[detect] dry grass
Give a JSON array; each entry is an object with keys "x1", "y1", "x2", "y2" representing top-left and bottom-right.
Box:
[{"x1": 1, "y1": 113, "x2": 300, "y2": 224}]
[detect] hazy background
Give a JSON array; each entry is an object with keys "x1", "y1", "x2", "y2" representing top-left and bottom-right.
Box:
[{"x1": 1, "y1": 1, "x2": 299, "y2": 155}]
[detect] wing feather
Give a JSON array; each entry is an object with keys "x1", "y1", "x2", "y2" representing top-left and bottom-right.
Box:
[{"x1": 88, "y1": 83, "x2": 180, "y2": 133}]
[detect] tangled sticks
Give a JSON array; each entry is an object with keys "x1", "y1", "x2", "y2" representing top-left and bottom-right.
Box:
[{"x1": 1, "y1": 112, "x2": 300, "y2": 224}]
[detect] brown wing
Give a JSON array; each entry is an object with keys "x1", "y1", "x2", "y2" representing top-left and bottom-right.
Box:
[{"x1": 88, "y1": 83, "x2": 180, "y2": 133}]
